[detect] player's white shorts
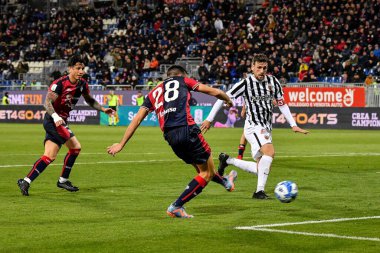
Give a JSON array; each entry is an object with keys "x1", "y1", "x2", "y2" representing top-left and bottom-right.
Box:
[{"x1": 244, "y1": 124, "x2": 272, "y2": 161}]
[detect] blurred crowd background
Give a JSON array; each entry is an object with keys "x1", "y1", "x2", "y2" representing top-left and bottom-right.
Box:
[{"x1": 0, "y1": 0, "x2": 379, "y2": 90}]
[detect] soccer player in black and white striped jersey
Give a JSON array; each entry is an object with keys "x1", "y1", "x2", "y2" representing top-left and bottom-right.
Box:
[{"x1": 201, "y1": 54, "x2": 309, "y2": 199}]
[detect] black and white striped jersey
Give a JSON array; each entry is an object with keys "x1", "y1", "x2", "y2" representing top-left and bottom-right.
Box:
[{"x1": 227, "y1": 74, "x2": 285, "y2": 130}]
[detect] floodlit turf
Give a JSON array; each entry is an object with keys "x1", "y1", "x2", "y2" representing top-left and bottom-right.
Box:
[{"x1": 0, "y1": 123, "x2": 379, "y2": 253}]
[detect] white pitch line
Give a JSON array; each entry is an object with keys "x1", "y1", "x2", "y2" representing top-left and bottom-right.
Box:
[
  {"x1": 236, "y1": 216, "x2": 380, "y2": 229},
  {"x1": 2, "y1": 153, "x2": 380, "y2": 168},
  {"x1": 235, "y1": 216, "x2": 380, "y2": 242},
  {"x1": 0, "y1": 159, "x2": 179, "y2": 168},
  {"x1": 246, "y1": 228, "x2": 380, "y2": 242},
  {"x1": 0, "y1": 152, "x2": 167, "y2": 157}
]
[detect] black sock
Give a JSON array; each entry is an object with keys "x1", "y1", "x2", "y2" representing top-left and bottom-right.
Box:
[
  {"x1": 27, "y1": 156, "x2": 53, "y2": 182},
  {"x1": 60, "y1": 149, "x2": 80, "y2": 179},
  {"x1": 173, "y1": 175, "x2": 207, "y2": 207},
  {"x1": 212, "y1": 173, "x2": 226, "y2": 187},
  {"x1": 238, "y1": 144, "x2": 246, "y2": 156}
]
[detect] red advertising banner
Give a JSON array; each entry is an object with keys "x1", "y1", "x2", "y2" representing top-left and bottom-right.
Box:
[{"x1": 283, "y1": 87, "x2": 366, "y2": 107}]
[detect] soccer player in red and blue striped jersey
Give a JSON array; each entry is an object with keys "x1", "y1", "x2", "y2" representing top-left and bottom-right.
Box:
[
  {"x1": 107, "y1": 65, "x2": 237, "y2": 218},
  {"x1": 17, "y1": 55, "x2": 114, "y2": 196}
]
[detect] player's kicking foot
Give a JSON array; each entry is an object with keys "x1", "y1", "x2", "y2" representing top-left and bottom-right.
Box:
[
  {"x1": 252, "y1": 190, "x2": 269, "y2": 199},
  {"x1": 224, "y1": 170, "x2": 238, "y2": 192},
  {"x1": 57, "y1": 180, "x2": 79, "y2": 192},
  {"x1": 166, "y1": 204, "x2": 193, "y2": 218},
  {"x1": 17, "y1": 179, "x2": 30, "y2": 196},
  {"x1": 237, "y1": 155, "x2": 243, "y2": 160},
  {"x1": 218, "y1": 153, "x2": 229, "y2": 176}
]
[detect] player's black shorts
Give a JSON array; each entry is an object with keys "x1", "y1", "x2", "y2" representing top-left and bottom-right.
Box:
[
  {"x1": 163, "y1": 124, "x2": 211, "y2": 164},
  {"x1": 109, "y1": 106, "x2": 117, "y2": 111},
  {"x1": 43, "y1": 116, "x2": 74, "y2": 147}
]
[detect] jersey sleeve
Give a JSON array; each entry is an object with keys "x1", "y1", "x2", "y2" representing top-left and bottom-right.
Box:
[
  {"x1": 82, "y1": 80, "x2": 90, "y2": 96},
  {"x1": 272, "y1": 76, "x2": 285, "y2": 106},
  {"x1": 184, "y1": 77, "x2": 200, "y2": 91},
  {"x1": 48, "y1": 80, "x2": 63, "y2": 95},
  {"x1": 141, "y1": 95, "x2": 153, "y2": 112},
  {"x1": 226, "y1": 78, "x2": 246, "y2": 98}
]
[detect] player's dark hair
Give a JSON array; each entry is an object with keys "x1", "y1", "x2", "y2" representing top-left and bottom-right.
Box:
[
  {"x1": 167, "y1": 65, "x2": 188, "y2": 77},
  {"x1": 68, "y1": 55, "x2": 85, "y2": 67},
  {"x1": 252, "y1": 54, "x2": 269, "y2": 64}
]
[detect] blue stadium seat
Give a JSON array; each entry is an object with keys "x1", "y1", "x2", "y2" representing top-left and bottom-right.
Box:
[
  {"x1": 332, "y1": 77, "x2": 343, "y2": 83},
  {"x1": 317, "y1": 77, "x2": 324, "y2": 82},
  {"x1": 231, "y1": 77, "x2": 239, "y2": 83},
  {"x1": 142, "y1": 72, "x2": 150, "y2": 78}
]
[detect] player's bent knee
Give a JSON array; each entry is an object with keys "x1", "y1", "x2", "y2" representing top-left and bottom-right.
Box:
[
  {"x1": 42, "y1": 155, "x2": 55, "y2": 163},
  {"x1": 198, "y1": 170, "x2": 214, "y2": 182},
  {"x1": 69, "y1": 148, "x2": 81, "y2": 155},
  {"x1": 262, "y1": 148, "x2": 275, "y2": 158}
]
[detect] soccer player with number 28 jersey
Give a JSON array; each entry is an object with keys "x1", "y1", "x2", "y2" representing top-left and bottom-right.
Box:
[
  {"x1": 107, "y1": 65, "x2": 237, "y2": 218},
  {"x1": 17, "y1": 56, "x2": 115, "y2": 196},
  {"x1": 202, "y1": 54, "x2": 309, "y2": 199}
]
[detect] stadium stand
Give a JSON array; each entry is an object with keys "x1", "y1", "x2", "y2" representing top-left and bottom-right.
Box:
[{"x1": 0, "y1": 0, "x2": 379, "y2": 91}]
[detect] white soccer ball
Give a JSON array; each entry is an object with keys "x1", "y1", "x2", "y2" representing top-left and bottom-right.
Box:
[{"x1": 274, "y1": 181, "x2": 298, "y2": 203}]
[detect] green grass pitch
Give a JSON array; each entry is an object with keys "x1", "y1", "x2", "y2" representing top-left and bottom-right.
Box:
[{"x1": 0, "y1": 123, "x2": 379, "y2": 253}]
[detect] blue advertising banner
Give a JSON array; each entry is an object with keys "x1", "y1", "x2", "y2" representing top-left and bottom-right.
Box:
[
  {"x1": 100, "y1": 106, "x2": 212, "y2": 126},
  {"x1": 100, "y1": 106, "x2": 159, "y2": 126}
]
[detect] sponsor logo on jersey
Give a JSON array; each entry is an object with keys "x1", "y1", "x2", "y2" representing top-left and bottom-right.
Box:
[
  {"x1": 251, "y1": 94, "x2": 273, "y2": 102},
  {"x1": 158, "y1": 107, "x2": 177, "y2": 117}
]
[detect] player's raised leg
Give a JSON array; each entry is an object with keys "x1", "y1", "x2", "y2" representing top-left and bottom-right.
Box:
[
  {"x1": 219, "y1": 153, "x2": 258, "y2": 175},
  {"x1": 197, "y1": 158, "x2": 237, "y2": 192}
]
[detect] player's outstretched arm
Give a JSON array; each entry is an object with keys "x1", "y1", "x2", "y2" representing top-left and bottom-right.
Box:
[
  {"x1": 197, "y1": 84, "x2": 233, "y2": 107},
  {"x1": 83, "y1": 94, "x2": 114, "y2": 115},
  {"x1": 107, "y1": 107, "x2": 149, "y2": 156},
  {"x1": 278, "y1": 103, "x2": 309, "y2": 134},
  {"x1": 198, "y1": 84, "x2": 233, "y2": 133}
]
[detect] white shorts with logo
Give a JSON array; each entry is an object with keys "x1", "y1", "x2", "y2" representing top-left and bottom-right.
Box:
[{"x1": 244, "y1": 124, "x2": 272, "y2": 161}]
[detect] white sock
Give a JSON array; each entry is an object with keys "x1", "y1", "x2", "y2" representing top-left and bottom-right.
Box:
[
  {"x1": 59, "y1": 177, "x2": 68, "y2": 183},
  {"x1": 227, "y1": 157, "x2": 258, "y2": 175},
  {"x1": 24, "y1": 177, "x2": 31, "y2": 184},
  {"x1": 256, "y1": 155, "x2": 273, "y2": 193}
]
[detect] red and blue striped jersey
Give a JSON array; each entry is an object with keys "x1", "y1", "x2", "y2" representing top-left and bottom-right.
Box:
[
  {"x1": 48, "y1": 75, "x2": 90, "y2": 120},
  {"x1": 142, "y1": 76, "x2": 199, "y2": 131}
]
